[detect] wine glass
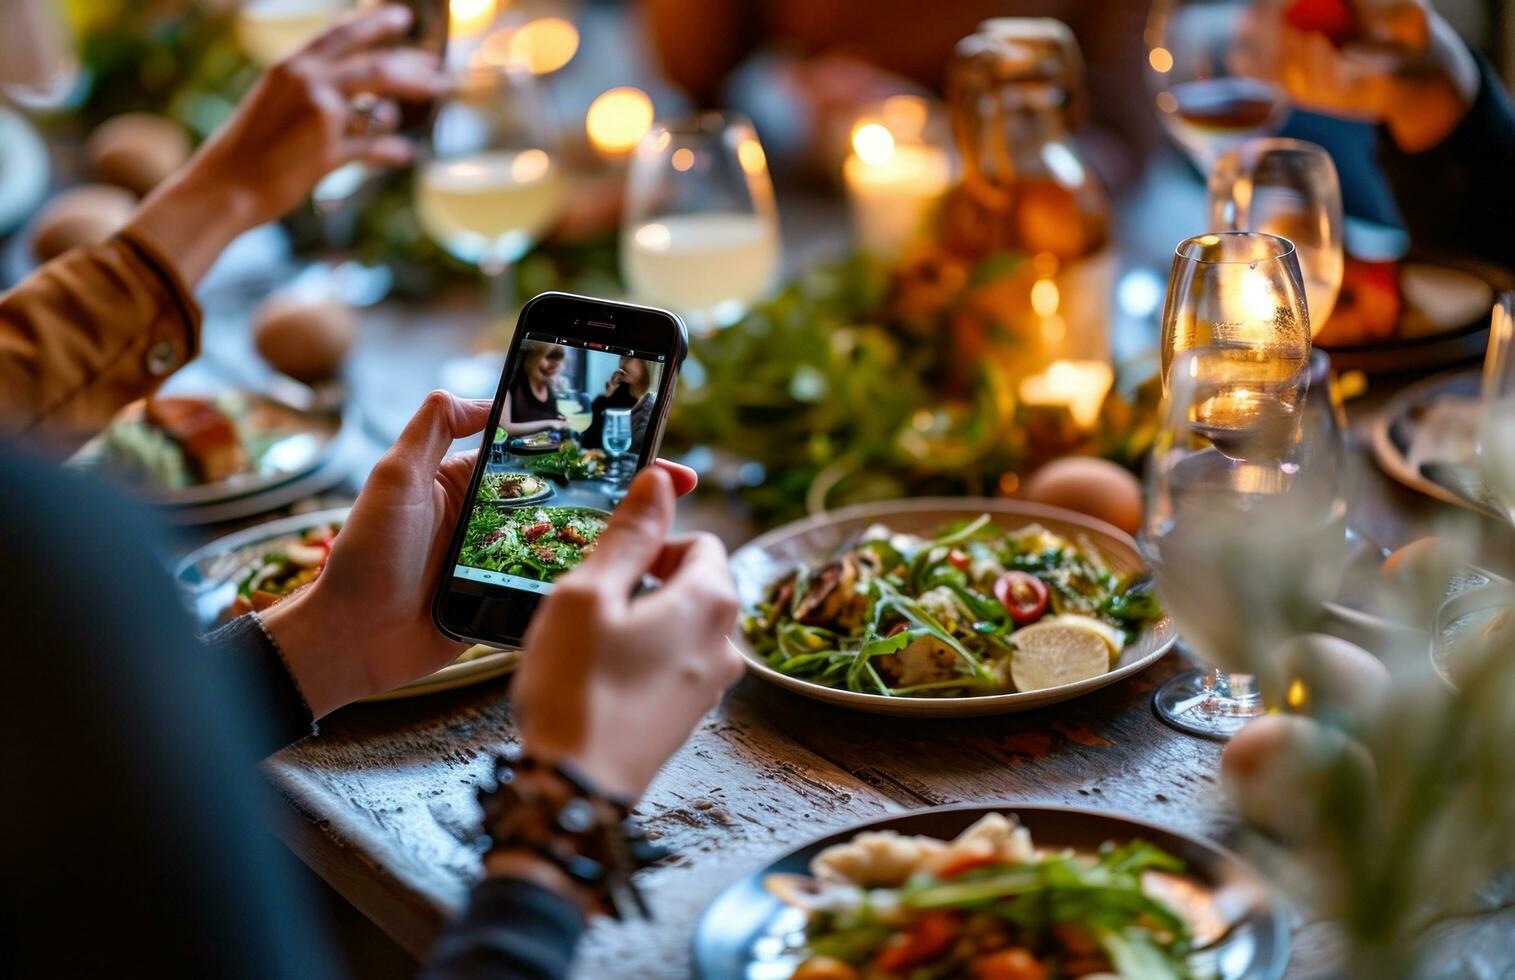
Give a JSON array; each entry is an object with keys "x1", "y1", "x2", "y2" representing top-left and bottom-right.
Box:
[
  {"x1": 1160, "y1": 231, "x2": 1313, "y2": 459},
  {"x1": 1209, "y1": 138, "x2": 1344, "y2": 332},
  {"x1": 1478, "y1": 293, "x2": 1515, "y2": 523},
  {"x1": 603, "y1": 407, "x2": 634, "y2": 485},
  {"x1": 1145, "y1": 347, "x2": 1347, "y2": 739},
  {"x1": 418, "y1": 61, "x2": 564, "y2": 394},
  {"x1": 621, "y1": 112, "x2": 781, "y2": 335},
  {"x1": 1145, "y1": 0, "x2": 1289, "y2": 168}
]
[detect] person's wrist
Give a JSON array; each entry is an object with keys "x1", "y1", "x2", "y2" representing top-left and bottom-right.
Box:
[
  {"x1": 482, "y1": 847, "x2": 584, "y2": 903},
  {"x1": 124, "y1": 158, "x2": 263, "y2": 288},
  {"x1": 518, "y1": 735, "x2": 647, "y2": 803},
  {"x1": 259, "y1": 582, "x2": 371, "y2": 718}
]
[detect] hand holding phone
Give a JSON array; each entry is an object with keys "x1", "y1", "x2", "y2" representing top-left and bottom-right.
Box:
[{"x1": 433, "y1": 292, "x2": 688, "y2": 648}]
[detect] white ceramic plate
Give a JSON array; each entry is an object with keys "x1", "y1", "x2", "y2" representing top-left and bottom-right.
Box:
[
  {"x1": 729, "y1": 498, "x2": 1176, "y2": 717},
  {"x1": 174, "y1": 508, "x2": 518, "y2": 701}
]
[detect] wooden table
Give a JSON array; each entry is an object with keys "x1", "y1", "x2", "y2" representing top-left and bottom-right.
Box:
[{"x1": 189, "y1": 167, "x2": 1515, "y2": 977}]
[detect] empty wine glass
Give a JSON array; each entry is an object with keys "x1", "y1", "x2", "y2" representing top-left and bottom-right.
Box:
[
  {"x1": 603, "y1": 407, "x2": 634, "y2": 485},
  {"x1": 1209, "y1": 138, "x2": 1344, "y2": 333},
  {"x1": 621, "y1": 112, "x2": 781, "y2": 335},
  {"x1": 1145, "y1": 348, "x2": 1347, "y2": 739},
  {"x1": 1160, "y1": 231, "x2": 1313, "y2": 461},
  {"x1": 1145, "y1": 0, "x2": 1289, "y2": 168},
  {"x1": 1478, "y1": 292, "x2": 1515, "y2": 523},
  {"x1": 418, "y1": 61, "x2": 564, "y2": 394}
]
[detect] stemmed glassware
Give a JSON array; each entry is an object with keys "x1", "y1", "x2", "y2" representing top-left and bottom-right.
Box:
[
  {"x1": 621, "y1": 112, "x2": 781, "y2": 335},
  {"x1": 418, "y1": 61, "x2": 564, "y2": 395},
  {"x1": 1145, "y1": 0, "x2": 1288, "y2": 169},
  {"x1": 1148, "y1": 231, "x2": 1334, "y2": 738},
  {"x1": 603, "y1": 407, "x2": 634, "y2": 488},
  {"x1": 1478, "y1": 293, "x2": 1515, "y2": 523},
  {"x1": 1209, "y1": 138, "x2": 1344, "y2": 333}
]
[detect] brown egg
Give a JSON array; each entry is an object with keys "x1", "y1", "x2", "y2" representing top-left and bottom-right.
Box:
[
  {"x1": 1021, "y1": 456, "x2": 1143, "y2": 535},
  {"x1": 87, "y1": 113, "x2": 191, "y2": 196},
  {"x1": 253, "y1": 296, "x2": 357, "y2": 383},
  {"x1": 31, "y1": 184, "x2": 137, "y2": 261}
]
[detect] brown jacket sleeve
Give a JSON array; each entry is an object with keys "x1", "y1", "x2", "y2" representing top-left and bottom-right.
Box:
[{"x1": 0, "y1": 229, "x2": 201, "y2": 455}]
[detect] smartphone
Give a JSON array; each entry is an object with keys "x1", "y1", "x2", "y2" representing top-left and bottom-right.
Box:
[{"x1": 432, "y1": 292, "x2": 688, "y2": 649}]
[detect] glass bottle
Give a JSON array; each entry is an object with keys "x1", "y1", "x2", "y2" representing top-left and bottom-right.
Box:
[{"x1": 944, "y1": 20, "x2": 1113, "y2": 374}]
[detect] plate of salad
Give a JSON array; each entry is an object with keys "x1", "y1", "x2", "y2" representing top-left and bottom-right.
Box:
[
  {"x1": 174, "y1": 509, "x2": 519, "y2": 700},
  {"x1": 458, "y1": 505, "x2": 609, "y2": 583},
  {"x1": 693, "y1": 804, "x2": 1288, "y2": 980},
  {"x1": 478, "y1": 471, "x2": 554, "y2": 506},
  {"x1": 733, "y1": 499, "x2": 1173, "y2": 716},
  {"x1": 519, "y1": 438, "x2": 610, "y2": 482}
]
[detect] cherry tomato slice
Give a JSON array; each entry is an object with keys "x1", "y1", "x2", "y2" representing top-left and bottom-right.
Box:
[
  {"x1": 947, "y1": 548, "x2": 970, "y2": 571},
  {"x1": 994, "y1": 571, "x2": 1049, "y2": 624}
]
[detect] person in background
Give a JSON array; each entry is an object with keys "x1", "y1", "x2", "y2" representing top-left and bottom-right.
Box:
[
  {"x1": 1268, "y1": 0, "x2": 1515, "y2": 271},
  {"x1": 0, "y1": 5, "x2": 444, "y2": 454},
  {"x1": 643, "y1": 0, "x2": 1160, "y2": 193},
  {"x1": 582, "y1": 355, "x2": 660, "y2": 452},
  {"x1": 500, "y1": 341, "x2": 570, "y2": 437},
  {"x1": 1, "y1": 389, "x2": 742, "y2": 977}
]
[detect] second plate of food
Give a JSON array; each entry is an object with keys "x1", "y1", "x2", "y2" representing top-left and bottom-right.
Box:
[
  {"x1": 732, "y1": 498, "x2": 1174, "y2": 717},
  {"x1": 174, "y1": 508, "x2": 519, "y2": 701},
  {"x1": 694, "y1": 803, "x2": 1289, "y2": 979}
]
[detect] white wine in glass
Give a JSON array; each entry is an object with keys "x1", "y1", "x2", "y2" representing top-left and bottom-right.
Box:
[
  {"x1": 621, "y1": 113, "x2": 780, "y2": 333},
  {"x1": 1209, "y1": 138, "x2": 1344, "y2": 332},
  {"x1": 1146, "y1": 0, "x2": 1289, "y2": 168},
  {"x1": 419, "y1": 63, "x2": 563, "y2": 396},
  {"x1": 416, "y1": 148, "x2": 563, "y2": 267},
  {"x1": 236, "y1": 0, "x2": 352, "y2": 66}
]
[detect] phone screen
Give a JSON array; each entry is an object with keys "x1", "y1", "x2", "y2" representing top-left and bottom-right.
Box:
[{"x1": 447, "y1": 331, "x2": 674, "y2": 606}]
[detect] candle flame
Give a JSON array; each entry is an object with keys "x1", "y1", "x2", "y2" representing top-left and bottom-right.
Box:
[
  {"x1": 1031, "y1": 277, "x2": 1060, "y2": 318},
  {"x1": 586, "y1": 87, "x2": 654, "y2": 155},
  {"x1": 852, "y1": 122, "x2": 896, "y2": 166}
]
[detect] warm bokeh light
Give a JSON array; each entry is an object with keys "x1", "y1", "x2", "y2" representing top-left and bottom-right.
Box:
[
  {"x1": 879, "y1": 95, "x2": 929, "y2": 139},
  {"x1": 510, "y1": 148, "x2": 552, "y2": 183},
  {"x1": 1148, "y1": 47, "x2": 1173, "y2": 73},
  {"x1": 1019, "y1": 360, "x2": 1113, "y2": 430},
  {"x1": 449, "y1": 0, "x2": 497, "y2": 37},
  {"x1": 670, "y1": 147, "x2": 695, "y2": 172},
  {"x1": 851, "y1": 122, "x2": 895, "y2": 166},
  {"x1": 1030, "y1": 277, "x2": 1061, "y2": 318},
  {"x1": 507, "y1": 17, "x2": 579, "y2": 74},
  {"x1": 586, "y1": 87, "x2": 655, "y2": 156},
  {"x1": 737, "y1": 137, "x2": 767, "y2": 176},
  {"x1": 634, "y1": 221, "x2": 671, "y2": 252}
]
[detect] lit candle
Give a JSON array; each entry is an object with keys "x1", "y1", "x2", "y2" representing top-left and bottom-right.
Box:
[
  {"x1": 843, "y1": 122, "x2": 951, "y2": 261},
  {"x1": 1018, "y1": 360, "x2": 1113, "y2": 431},
  {"x1": 449, "y1": 0, "x2": 498, "y2": 39}
]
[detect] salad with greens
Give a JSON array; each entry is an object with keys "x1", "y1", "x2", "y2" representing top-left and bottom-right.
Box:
[
  {"x1": 460, "y1": 505, "x2": 607, "y2": 582},
  {"x1": 767, "y1": 813, "x2": 1214, "y2": 980},
  {"x1": 743, "y1": 517, "x2": 1161, "y2": 698},
  {"x1": 519, "y1": 438, "x2": 609, "y2": 482}
]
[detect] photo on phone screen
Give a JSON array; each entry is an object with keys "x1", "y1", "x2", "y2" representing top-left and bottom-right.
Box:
[{"x1": 450, "y1": 333, "x2": 669, "y2": 596}]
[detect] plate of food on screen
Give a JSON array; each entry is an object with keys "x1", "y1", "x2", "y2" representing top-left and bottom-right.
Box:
[
  {"x1": 692, "y1": 805, "x2": 1288, "y2": 980},
  {"x1": 460, "y1": 505, "x2": 609, "y2": 583},
  {"x1": 732, "y1": 499, "x2": 1173, "y2": 717},
  {"x1": 174, "y1": 509, "x2": 517, "y2": 699},
  {"x1": 478, "y1": 471, "x2": 555, "y2": 506}
]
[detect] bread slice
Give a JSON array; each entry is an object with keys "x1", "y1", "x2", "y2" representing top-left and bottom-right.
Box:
[
  {"x1": 1009, "y1": 621, "x2": 1111, "y2": 692},
  {"x1": 146, "y1": 397, "x2": 249, "y2": 483}
]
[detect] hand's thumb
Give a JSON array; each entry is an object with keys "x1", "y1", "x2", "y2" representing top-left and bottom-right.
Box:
[
  {"x1": 372, "y1": 391, "x2": 491, "y2": 491},
  {"x1": 574, "y1": 467, "x2": 675, "y2": 596}
]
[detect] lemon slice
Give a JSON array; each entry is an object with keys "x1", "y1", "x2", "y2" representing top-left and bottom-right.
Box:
[{"x1": 1009, "y1": 621, "x2": 1111, "y2": 692}]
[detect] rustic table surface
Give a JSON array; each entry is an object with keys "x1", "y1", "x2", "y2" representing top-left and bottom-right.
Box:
[{"x1": 172, "y1": 165, "x2": 1515, "y2": 978}]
